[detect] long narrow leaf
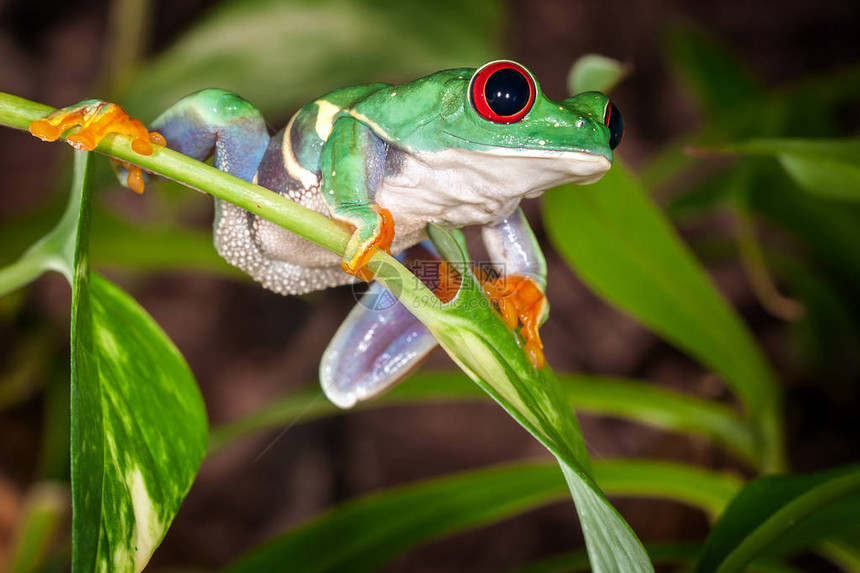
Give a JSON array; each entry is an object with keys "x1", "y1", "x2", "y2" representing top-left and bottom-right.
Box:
[
  {"x1": 510, "y1": 544, "x2": 802, "y2": 573},
  {"x1": 724, "y1": 138, "x2": 860, "y2": 203},
  {"x1": 224, "y1": 460, "x2": 739, "y2": 573},
  {"x1": 542, "y1": 164, "x2": 782, "y2": 471},
  {"x1": 415, "y1": 225, "x2": 651, "y2": 572},
  {"x1": 209, "y1": 372, "x2": 755, "y2": 465},
  {"x1": 695, "y1": 465, "x2": 860, "y2": 573},
  {"x1": 594, "y1": 460, "x2": 741, "y2": 519}
]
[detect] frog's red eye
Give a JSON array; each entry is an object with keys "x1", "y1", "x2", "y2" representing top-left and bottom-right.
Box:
[
  {"x1": 604, "y1": 101, "x2": 624, "y2": 149},
  {"x1": 469, "y1": 61, "x2": 536, "y2": 123}
]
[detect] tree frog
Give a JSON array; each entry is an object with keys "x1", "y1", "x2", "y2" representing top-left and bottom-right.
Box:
[{"x1": 29, "y1": 60, "x2": 624, "y2": 408}]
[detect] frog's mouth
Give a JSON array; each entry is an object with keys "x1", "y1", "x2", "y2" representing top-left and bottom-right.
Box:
[
  {"x1": 441, "y1": 131, "x2": 613, "y2": 164},
  {"x1": 436, "y1": 132, "x2": 612, "y2": 189}
]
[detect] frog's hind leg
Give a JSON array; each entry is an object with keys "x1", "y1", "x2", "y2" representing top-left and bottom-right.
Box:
[
  {"x1": 151, "y1": 88, "x2": 269, "y2": 182},
  {"x1": 320, "y1": 244, "x2": 454, "y2": 408},
  {"x1": 154, "y1": 89, "x2": 349, "y2": 295},
  {"x1": 320, "y1": 280, "x2": 439, "y2": 408}
]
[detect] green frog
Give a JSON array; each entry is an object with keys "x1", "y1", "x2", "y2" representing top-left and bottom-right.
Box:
[{"x1": 30, "y1": 60, "x2": 624, "y2": 408}]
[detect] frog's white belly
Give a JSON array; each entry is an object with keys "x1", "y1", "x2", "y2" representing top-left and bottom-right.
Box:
[
  {"x1": 375, "y1": 146, "x2": 611, "y2": 247},
  {"x1": 229, "y1": 145, "x2": 610, "y2": 295}
]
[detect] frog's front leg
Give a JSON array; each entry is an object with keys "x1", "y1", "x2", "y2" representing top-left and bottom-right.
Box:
[
  {"x1": 481, "y1": 208, "x2": 549, "y2": 369},
  {"x1": 321, "y1": 117, "x2": 395, "y2": 281}
]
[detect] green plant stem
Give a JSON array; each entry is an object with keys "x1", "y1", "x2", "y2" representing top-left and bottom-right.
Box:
[
  {"x1": 0, "y1": 92, "x2": 428, "y2": 304},
  {"x1": 0, "y1": 253, "x2": 53, "y2": 296},
  {"x1": 4, "y1": 482, "x2": 69, "y2": 573},
  {"x1": 732, "y1": 203, "x2": 803, "y2": 321}
]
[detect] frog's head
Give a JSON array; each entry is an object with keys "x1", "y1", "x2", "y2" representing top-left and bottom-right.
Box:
[{"x1": 433, "y1": 60, "x2": 624, "y2": 187}]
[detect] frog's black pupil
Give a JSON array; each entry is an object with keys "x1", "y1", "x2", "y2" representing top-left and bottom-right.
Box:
[
  {"x1": 484, "y1": 68, "x2": 531, "y2": 117},
  {"x1": 607, "y1": 103, "x2": 624, "y2": 150}
]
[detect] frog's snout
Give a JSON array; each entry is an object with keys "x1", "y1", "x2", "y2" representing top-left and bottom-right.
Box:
[{"x1": 560, "y1": 93, "x2": 625, "y2": 151}]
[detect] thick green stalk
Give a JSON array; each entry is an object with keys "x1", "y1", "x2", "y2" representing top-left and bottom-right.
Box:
[{"x1": 0, "y1": 92, "x2": 428, "y2": 302}]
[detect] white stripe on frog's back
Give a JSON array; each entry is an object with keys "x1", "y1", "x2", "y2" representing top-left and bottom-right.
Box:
[
  {"x1": 281, "y1": 110, "x2": 320, "y2": 190},
  {"x1": 314, "y1": 99, "x2": 397, "y2": 144},
  {"x1": 375, "y1": 146, "x2": 611, "y2": 232},
  {"x1": 314, "y1": 99, "x2": 341, "y2": 140},
  {"x1": 286, "y1": 99, "x2": 395, "y2": 189}
]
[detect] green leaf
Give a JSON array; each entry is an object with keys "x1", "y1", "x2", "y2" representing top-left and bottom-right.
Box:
[
  {"x1": 388, "y1": 225, "x2": 653, "y2": 573},
  {"x1": 223, "y1": 462, "x2": 567, "y2": 573},
  {"x1": 568, "y1": 54, "x2": 629, "y2": 94},
  {"x1": 663, "y1": 26, "x2": 761, "y2": 118},
  {"x1": 123, "y1": 0, "x2": 502, "y2": 120},
  {"x1": 746, "y1": 161, "x2": 860, "y2": 289},
  {"x1": 224, "y1": 460, "x2": 737, "y2": 573},
  {"x1": 68, "y1": 151, "x2": 208, "y2": 572},
  {"x1": 4, "y1": 483, "x2": 69, "y2": 573},
  {"x1": 557, "y1": 375, "x2": 756, "y2": 466},
  {"x1": 209, "y1": 372, "x2": 756, "y2": 466},
  {"x1": 695, "y1": 465, "x2": 860, "y2": 573},
  {"x1": 509, "y1": 544, "x2": 706, "y2": 573},
  {"x1": 724, "y1": 138, "x2": 860, "y2": 202},
  {"x1": 816, "y1": 537, "x2": 860, "y2": 572},
  {"x1": 542, "y1": 163, "x2": 783, "y2": 472},
  {"x1": 593, "y1": 460, "x2": 741, "y2": 520},
  {"x1": 510, "y1": 544, "x2": 802, "y2": 573}
]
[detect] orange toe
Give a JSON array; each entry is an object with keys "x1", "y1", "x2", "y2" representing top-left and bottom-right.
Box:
[
  {"x1": 342, "y1": 207, "x2": 396, "y2": 281},
  {"x1": 28, "y1": 119, "x2": 62, "y2": 142},
  {"x1": 482, "y1": 275, "x2": 547, "y2": 369},
  {"x1": 28, "y1": 101, "x2": 163, "y2": 193}
]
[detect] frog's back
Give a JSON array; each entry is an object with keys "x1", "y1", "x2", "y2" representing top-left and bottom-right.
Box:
[
  {"x1": 255, "y1": 82, "x2": 390, "y2": 194},
  {"x1": 243, "y1": 82, "x2": 392, "y2": 278}
]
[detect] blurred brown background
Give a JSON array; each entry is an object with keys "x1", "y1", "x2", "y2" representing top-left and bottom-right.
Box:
[{"x1": 1, "y1": 0, "x2": 859, "y2": 571}]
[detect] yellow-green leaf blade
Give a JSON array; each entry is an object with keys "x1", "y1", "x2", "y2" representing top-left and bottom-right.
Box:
[
  {"x1": 568, "y1": 54, "x2": 629, "y2": 94},
  {"x1": 69, "y1": 151, "x2": 208, "y2": 572},
  {"x1": 222, "y1": 462, "x2": 569, "y2": 573}
]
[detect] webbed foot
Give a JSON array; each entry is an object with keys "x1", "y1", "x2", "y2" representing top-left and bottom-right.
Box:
[
  {"x1": 29, "y1": 100, "x2": 164, "y2": 193},
  {"x1": 481, "y1": 275, "x2": 548, "y2": 369}
]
